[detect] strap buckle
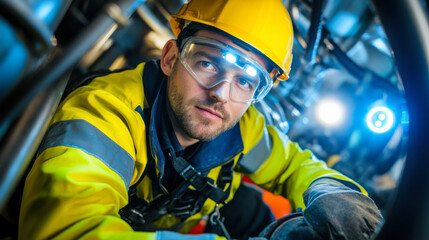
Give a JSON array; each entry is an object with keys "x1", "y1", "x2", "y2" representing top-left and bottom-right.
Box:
[{"x1": 180, "y1": 165, "x2": 197, "y2": 180}]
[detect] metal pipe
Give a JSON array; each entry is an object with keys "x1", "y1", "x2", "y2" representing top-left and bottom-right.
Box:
[
  {"x1": 0, "y1": 0, "x2": 54, "y2": 54},
  {"x1": 0, "y1": 73, "x2": 68, "y2": 210},
  {"x1": 29, "y1": 0, "x2": 74, "y2": 31},
  {"x1": 305, "y1": 0, "x2": 324, "y2": 63},
  {"x1": 322, "y1": 32, "x2": 401, "y2": 97},
  {"x1": 0, "y1": 0, "x2": 145, "y2": 141},
  {"x1": 290, "y1": 2, "x2": 309, "y2": 50},
  {"x1": 137, "y1": 3, "x2": 175, "y2": 40},
  {"x1": 0, "y1": 0, "x2": 145, "y2": 209}
]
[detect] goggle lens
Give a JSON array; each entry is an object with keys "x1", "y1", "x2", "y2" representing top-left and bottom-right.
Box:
[{"x1": 180, "y1": 37, "x2": 274, "y2": 103}]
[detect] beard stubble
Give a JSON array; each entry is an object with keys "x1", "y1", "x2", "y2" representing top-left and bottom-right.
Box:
[{"x1": 167, "y1": 63, "x2": 241, "y2": 141}]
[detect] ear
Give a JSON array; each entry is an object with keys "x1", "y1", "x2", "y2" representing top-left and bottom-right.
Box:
[{"x1": 161, "y1": 39, "x2": 179, "y2": 76}]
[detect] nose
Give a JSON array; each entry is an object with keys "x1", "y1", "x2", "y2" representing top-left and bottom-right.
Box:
[{"x1": 208, "y1": 80, "x2": 230, "y2": 103}]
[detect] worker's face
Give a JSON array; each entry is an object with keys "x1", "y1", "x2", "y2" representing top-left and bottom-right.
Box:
[{"x1": 161, "y1": 30, "x2": 267, "y2": 141}]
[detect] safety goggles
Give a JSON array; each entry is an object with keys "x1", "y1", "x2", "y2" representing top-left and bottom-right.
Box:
[{"x1": 179, "y1": 37, "x2": 276, "y2": 103}]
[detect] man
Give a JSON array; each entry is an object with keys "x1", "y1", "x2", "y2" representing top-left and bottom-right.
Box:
[{"x1": 19, "y1": 0, "x2": 382, "y2": 239}]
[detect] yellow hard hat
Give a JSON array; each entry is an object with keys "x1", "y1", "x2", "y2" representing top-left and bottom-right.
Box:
[{"x1": 170, "y1": 0, "x2": 294, "y2": 81}]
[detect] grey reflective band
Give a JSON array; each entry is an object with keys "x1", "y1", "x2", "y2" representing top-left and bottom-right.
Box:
[
  {"x1": 39, "y1": 119, "x2": 135, "y2": 189},
  {"x1": 238, "y1": 127, "x2": 273, "y2": 173}
]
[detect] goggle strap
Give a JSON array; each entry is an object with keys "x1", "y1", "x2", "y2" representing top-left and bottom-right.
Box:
[{"x1": 270, "y1": 68, "x2": 283, "y2": 82}]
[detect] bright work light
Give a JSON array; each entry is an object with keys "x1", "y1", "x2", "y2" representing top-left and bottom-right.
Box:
[
  {"x1": 315, "y1": 98, "x2": 346, "y2": 127},
  {"x1": 225, "y1": 53, "x2": 237, "y2": 63},
  {"x1": 245, "y1": 65, "x2": 257, "y2": 76},
  {"x1": 366, "y1": 106, "x2": 394, "y2": 133}
]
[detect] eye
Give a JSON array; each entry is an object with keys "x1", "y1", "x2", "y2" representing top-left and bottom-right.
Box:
[
  {"x1": 198, "y1": 60, "x2": 217, "y2": 72},
  {"x1": 235, "y1": 77, "x2": 256, "y2": 92}
]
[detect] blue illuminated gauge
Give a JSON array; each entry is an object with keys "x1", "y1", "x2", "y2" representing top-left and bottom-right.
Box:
[{"x1": 366, "y1": 106, "x2": 394, "y2": 133}]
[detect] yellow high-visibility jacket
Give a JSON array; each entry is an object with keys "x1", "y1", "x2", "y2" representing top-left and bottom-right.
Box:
[{"x1": 19, "y1": 60, "x2": 365, "y2": 240}]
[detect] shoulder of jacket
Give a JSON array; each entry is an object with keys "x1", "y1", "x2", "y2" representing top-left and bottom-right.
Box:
[{"x1": 86, "y1": 63, "x2": 146, "y2": 107}]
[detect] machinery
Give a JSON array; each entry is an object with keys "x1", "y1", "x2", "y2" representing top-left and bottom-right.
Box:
[{"x1": 0, "y1": 0, "x2": 428, "y2": 239}]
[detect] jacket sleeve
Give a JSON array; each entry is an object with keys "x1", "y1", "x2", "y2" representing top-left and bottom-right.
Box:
[
  {"x1": 237, "y1": 106, "x2": 367, "y2": 210},
  {"x1": 18, "y1": 64, "x2": 225, "y2": 240}
]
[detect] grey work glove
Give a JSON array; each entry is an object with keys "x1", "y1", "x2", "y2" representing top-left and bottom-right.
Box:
[
  {"x1": 259, "y1": 180, "x2": 382, "y2": 240},
  {"x1": 302, "y1": 180, "x2": 383, "y2": 240},
  {"x1": 259, "y1": 212, "x2": 322, "y2": 240}
]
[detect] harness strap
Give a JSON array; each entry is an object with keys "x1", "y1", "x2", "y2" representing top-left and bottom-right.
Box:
[
  {"x1": 171, "y1": 153, "x2": 233, "y2": 204},
  {"x1": 120, "y1": 154, "x2": 234, "y2": 229}
]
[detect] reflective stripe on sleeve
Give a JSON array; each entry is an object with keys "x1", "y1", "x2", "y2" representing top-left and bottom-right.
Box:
[
  {"x1": 38, "y1": 119, "x2": 135, "y2": 189},
  {"x1": 238, "y1": 127, "x2": 273, "y2": 173}
]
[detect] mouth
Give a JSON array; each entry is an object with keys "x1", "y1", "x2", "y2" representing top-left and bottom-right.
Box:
[{"x1": 195, "y1": 106, "x2": 223, "y2": 120}]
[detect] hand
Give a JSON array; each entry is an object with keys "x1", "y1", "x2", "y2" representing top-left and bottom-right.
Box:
[
  {"x1": 302, "y1": 180, "x2": 383, "y2": 240},
  {"x1": 258, "y1": 212, "x2": 322, "y2": 240},
  {"x1": 258, "y1": 181, "x2": 382, "y2": 240}
]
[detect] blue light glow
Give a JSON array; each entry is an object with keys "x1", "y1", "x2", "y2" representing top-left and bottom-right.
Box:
[
  {"x1": 245, "y1": 65, "x2": 257, "y2": 76},
  {"x1": 225, "y1": 53, "x2": 237, "y2": 63},
  {"x1": 34, "y1": 0, "x2": 58, "y2": 25},
  {"x1": 366, "y1": 106, "x2": 394, "y2": 133}
]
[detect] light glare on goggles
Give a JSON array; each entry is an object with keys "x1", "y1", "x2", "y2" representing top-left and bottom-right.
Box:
[{"x1": 179, "y1": 37, "x2": 275, "y2": 103}]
